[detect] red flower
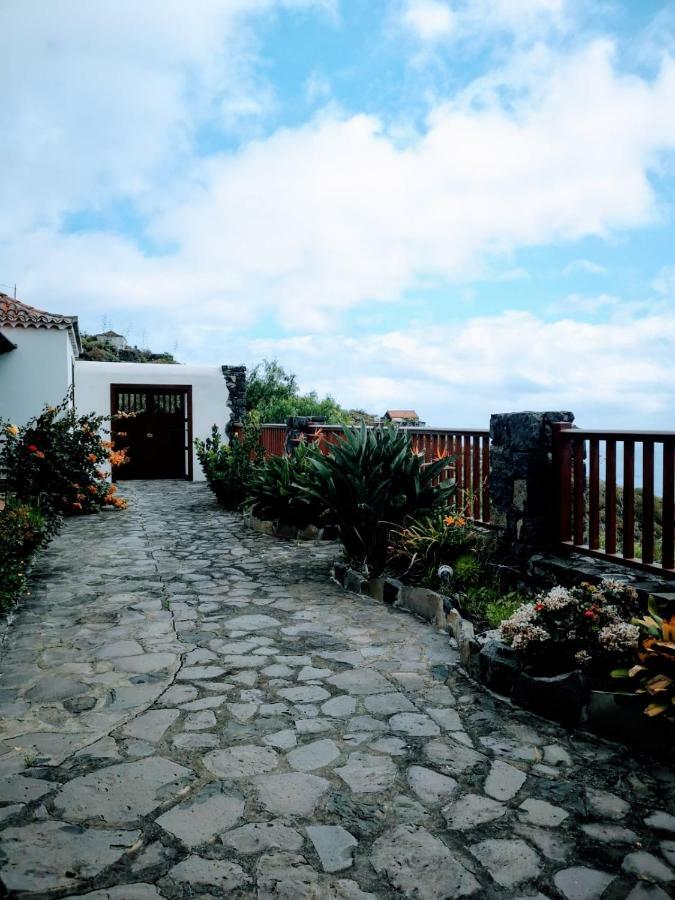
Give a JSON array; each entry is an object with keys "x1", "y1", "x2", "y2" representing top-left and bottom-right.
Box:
[
  {"x1": 534, "y1": 602, "x2": 545, "y2": 612},
  {"x1": 583, "y1": 609, "x2": 597, "y2": 619},
  {"x1": 27, "y1": 444, "x2": 39, "y2": 453}
]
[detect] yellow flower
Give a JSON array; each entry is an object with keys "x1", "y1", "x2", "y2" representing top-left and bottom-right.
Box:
[
  {"x1": 444, "y1": 514, "x2": 466, "y2": 527},
  {"x1": 5, "y1": 424, "x2": 19, "y2": 436}
]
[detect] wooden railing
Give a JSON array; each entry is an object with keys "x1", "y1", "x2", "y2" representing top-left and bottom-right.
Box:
[
  {"x1": 241, "y1": 423, "x2": 491, "y2": 525},
  {"x1": 553, "y1": 424, "x2": 675, "y2": 575}
]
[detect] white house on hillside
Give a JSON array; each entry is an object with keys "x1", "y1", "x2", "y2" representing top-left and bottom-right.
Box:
[{"x1": 0, "y1": 293, "x2": 241, "y2": 481}]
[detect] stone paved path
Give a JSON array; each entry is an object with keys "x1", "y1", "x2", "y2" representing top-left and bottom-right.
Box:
[{"x1": 1, "y1": 482, "x2": 674, "y2": 900}]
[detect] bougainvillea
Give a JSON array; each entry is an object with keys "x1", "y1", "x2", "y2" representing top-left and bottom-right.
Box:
[{"x1": 1, "y1": 393, "x2": 128, "y2": 516}]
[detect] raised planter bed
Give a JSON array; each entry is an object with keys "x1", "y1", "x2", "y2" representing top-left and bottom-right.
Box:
[
  {"x1": 243, "y1": 511, "x2": 337, "y2": 542},
  {"x1": 332, "y1": 560, "x2": 674, "y2": 759}
]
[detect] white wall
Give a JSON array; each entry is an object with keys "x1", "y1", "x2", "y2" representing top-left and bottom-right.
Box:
[
  {"x1": 0, "y1": 327, "x2": 74, "y2": 426},
  {"x1": 74, "y1": 361, "x2": 230, "y2": 481}
]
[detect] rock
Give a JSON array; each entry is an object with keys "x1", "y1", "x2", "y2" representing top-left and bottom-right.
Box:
[
  {"x1": 306, "y1": 824, "x2": 358, "y2": 872},
  {"x1": 426, "y1": 707, "x2": 462, "y2": 731},
  {"x1": 370, "y1": 824, "x2": 480, "y2": 899},
  {"x1": 553, "y1": 866, "x2": 615, "y2": 900},
  {"x1": 336, "y1": 752, "x2": 398, "y2": 794},
  {"x1": 514, "y1": 823, "x2": 571, "y2": 861},
  {"x1": 277, "y1": 685, "x2": 331, "y2": 703},
  {"x1": 122, "y1": 709, "x2": 180, "y2": 742},
  {"x1": 322, "y1": 695, "x2": 357, "y2": 717},
  {"x1": 585, "y1": 787, "x2": 630, "y2": 821},
  {"x1": 484, "y1": 760, "x2": 527, "y2": 801},
  {"x1": 184, "y1": 709, "x2": 217, "y2": 729},
  {"x1": 168, "y1": 855, "x2": 250, "y2": 891},
  {"x1": 469, "y1": 838, "x2": 541, "y2": 887},
  {"x1": 297, "y1": 665, "x2": 333, "y2": 681},
  {"x1": 347, "y1": 715, "x2": 387, "y2": 733},
  {"x1": 263, "y1": 729, "x2": 298, "y2": 750},
  {"x1": 625, "y1": 885, "x2": 672, "y2": 900},
  {"x1": 333, "y1": 561, "x2": 348, "y2": 585},
  {"x1": 345, "y1": 570, "x2": 367, "y2": 593},
  {"x1": 203, "y1": 745, "x2": 279, "y2": 779},
  {"x1": 256, "y1": 851, "x2": 320, "y2": 899},
  {"x1": 366, "y1": 578, "x2": 386, "y2": 602},
  {"x1": 327, "y1": 668, "x2": 392, "y2": 695},
  {"x1": 364, "y1": 692, "x2": 414, "y2": 715},
  {"x1": 53, "y1": 756, "x2": 194, "y2": 825},
  {"x1": 661, "y1": 840, "x2": 675, "y2": 867},
  {"x1": 478, "y1": 638, "x2": 523, "y2": 695},
  {"x1": 389, "y1": 713, "x2": 440, "y2": 737},
  {"x1": 222, "y1": 821, "x2": 304, "y2": 853},
  {"x1": 0, "y1": 774, "x2": 53, "y2": 803},
  {"x1": 287, "y1": 739, "x2": 340, "y2": 772},
  {"x1": 443, "y1": 793, "x2": 507, "y2": 830},
  {"x1": 518, "y1": 798, "x2": 569, "y2": 827},
  {"x1": 115, "y1": 653, "x2": 177, "y2": 674},
  {"x1": 0, "y1": 821, "x2": 139, "y2": 893},
  {"x1": 622, "y1": 851, "x2": 674, "y2": 883},
  {"x1": 407, "y1": 766, "x2": 458, "y2": 804},
  {"x1": 543, "y1": 744, "x2": 573, "y2": 768},
  {"x1": 177, "y1": 665, "x2": 226, "y2": 680},
  {"x1": 172, "y1": 732, "x2": 219, "y2": 750},
  {"x1": 383, "y1": 578, "x2": 404, "y2": 604},
  {"x1": 62, "y1": 885, "x2": 163, "y2": 899},
  {"x1": 155, "y1": 785, "x2": 244, "y2": 846},
  {"x1": 512, "y1": 670, "x2": 588, "y2": 727},
  {"x1": 645, "y1": 811, "x2": 675, "y2": 834},
  {"x1": 397, "y1": 587, "x2": 446, "y2": 629},
  {"x1": 581, "y1": 823, "x2": 638, "y2": 844},
  {"x1": 254, "y1": 772, "x2": 331, "y2": 815},
  {"x1": 224, "y1": 614, "x2": 281, "y2": 631}
]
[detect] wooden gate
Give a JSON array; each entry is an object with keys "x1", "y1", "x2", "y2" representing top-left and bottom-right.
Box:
[{"x1": 111, "y1": 385, "x2": 193, "y2": 481}]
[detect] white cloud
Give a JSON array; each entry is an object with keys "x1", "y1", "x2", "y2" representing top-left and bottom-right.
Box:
[
  {"x1": 5, "y1": 39, "x2": 675, "y2": 335},
  {"x1": 402, "y1": 1, "x2": 455, "y2": 42},
  {"x1": 249, "y1": 307, "x2": 675, "y2": 428},
  {"x1": 399, "y1": 0, "x2": 566, "y2": 44},
  {"x1": 561, "y1": 259, "x2": 608, "y2": 277},
  {"x1": 546, "y1": 292, "x2": 619, "y2": 316}
]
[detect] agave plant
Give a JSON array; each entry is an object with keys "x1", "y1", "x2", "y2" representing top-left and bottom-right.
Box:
[
  {"x1": 611, "y1": 596, "x2": 675, "y2": 721},
  {"x1": 304, "y1": 424, "x2": 454, "y2": 575},
  {"x1": 247, "y1": 441, "x2": 327, "y2": 528}
]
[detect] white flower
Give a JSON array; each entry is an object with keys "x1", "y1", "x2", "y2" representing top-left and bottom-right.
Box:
[
  {"x1": 597, "y1": 622, "x2": 640, "y2": 653},
  {"x1": 543, "y1": 585, "x2": 574, "y2": 611}
]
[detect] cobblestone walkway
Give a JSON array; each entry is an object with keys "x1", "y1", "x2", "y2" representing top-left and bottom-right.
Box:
[{"x1": 1, "y1": 482, "x2": 674, "y2": 900}]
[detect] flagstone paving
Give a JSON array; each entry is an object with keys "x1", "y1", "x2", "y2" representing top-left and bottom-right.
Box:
[{"x1": 1, "y1": 481, "x2": 674, "y2": 899}]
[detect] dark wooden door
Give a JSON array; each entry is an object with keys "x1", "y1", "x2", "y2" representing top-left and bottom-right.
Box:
[{"x1": 111, "y1": 386, "x2": 192, "y2": 480}]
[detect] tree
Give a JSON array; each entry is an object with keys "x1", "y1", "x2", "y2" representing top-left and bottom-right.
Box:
[{"x1": 246, "y1": 359, "x2": 351, "y2": 425}]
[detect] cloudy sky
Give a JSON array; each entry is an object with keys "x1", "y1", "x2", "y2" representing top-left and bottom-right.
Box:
[{"x1": 2, "y1": 0, "x2": 675, "y2": 427}]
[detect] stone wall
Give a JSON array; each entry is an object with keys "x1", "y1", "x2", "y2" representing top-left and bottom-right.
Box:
[
  {"x1": 221, "y1": 365, "x2": 246, "y2": 436},
  {"x1": 489, "y1": 410, "x2": 574, "y2": 563}
]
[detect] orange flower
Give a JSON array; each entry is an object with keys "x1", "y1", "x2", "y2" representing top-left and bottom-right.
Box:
[
  {"x1": 443, "y1": 515, "x2": 466, "y2": 527},
  {"x1": 71, "y1": 501, "x2": 82, "y2": 511},
  {"x1": 101, "y1": 440, "x2": 113, "y2": 450},
  {"x1": 87, "y1": 485, "x2": 98, "y2": 494},
  {"x1": 107, "y1": 484, "x2": 117, "y2": 494},
  {"x1": 34, "y1": 450, "x2": 45, "y2": 460},
  {"x1": 76, "y1": 493, "x2": 86, "y2": 501},
  {"x1": 87, "y1": 453, "x2": 98, "y2": 462}
]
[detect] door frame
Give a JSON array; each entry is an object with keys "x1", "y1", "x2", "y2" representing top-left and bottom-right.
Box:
[{"x1": 110, "y1": 383, "x2": 194, "y2": 482}]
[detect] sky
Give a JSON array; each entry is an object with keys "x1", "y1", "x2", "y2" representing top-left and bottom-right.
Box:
[{"x1": 2, "y1": 0, "x2": 675, "y2": 428}]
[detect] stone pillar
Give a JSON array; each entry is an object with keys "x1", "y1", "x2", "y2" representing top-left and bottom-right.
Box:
[
  {"x1": 489, "y1": 410, "x2": 574, "y2": 562},
  {"x1": 221, "y1": 365, "x2": 246, "y2": 436}
]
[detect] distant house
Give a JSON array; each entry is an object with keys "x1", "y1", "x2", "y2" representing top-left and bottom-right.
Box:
[
  {"x1": 95, "y1": 330, "x2": 128, "y2": 351},
  {"x1": 383, "y1": 409, "x2": 424, "y2": 426}
]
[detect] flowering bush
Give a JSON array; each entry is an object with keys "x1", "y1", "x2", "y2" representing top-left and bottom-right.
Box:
[
  {"x1": 388, "y1": 512, "x2": 480, "y2": 584},
  {"x1": 500, "y1": 579, "x2": 641, "y2": 676},
  {"x1": 1, "y1": 394, "x2": 128, "y2": 516}
]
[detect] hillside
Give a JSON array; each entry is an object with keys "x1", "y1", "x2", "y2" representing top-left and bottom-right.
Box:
[{"x1": 79, "y1": 334, "x2": 177, "y2": 364}]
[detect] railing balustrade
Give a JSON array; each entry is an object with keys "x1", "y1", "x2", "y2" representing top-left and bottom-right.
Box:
[{"x1": 553, "y1": 424, "x2": 675, "y2": 575}]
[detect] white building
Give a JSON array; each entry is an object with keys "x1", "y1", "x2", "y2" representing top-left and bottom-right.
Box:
[
  {"x1": 0, "y1": 294, "x2": 236, "y2": 482},
  {"x1": 94, "y1": 330, "x2": 128, "y2": 351}
]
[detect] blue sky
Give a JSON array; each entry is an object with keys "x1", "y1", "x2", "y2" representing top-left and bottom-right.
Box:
[{"x1": 2, "y1": 0, "x2": 675, "y2": 427}]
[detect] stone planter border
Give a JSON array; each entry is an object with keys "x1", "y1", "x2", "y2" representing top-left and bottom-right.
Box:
[
  {"x1": 243, "y1": 511, "x2": 337, "y2": 543},
  {"x1": 331, "y1": 560, "x2": 673, "y2": 759}
]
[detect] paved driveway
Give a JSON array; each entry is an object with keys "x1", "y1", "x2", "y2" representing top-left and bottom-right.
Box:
[{"x1": 0, "y1": 481, "x2": 673, "y2": 899}]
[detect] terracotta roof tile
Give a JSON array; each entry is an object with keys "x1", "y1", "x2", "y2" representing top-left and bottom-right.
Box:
[
  {"x1": 385, "y1": 409, "x2": 419, "y2": 419},
  {"x1": 0, "y1": 293, "x2": 81, "y2": 354}
]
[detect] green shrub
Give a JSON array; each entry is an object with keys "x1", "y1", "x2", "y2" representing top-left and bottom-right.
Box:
[
  {"x1": 388, "y1": 512, "x2": 480, "y2": 584},
  {"x1": 247, "y1": 442, "x2": 327, "y2": 528},
  {"x1": 195, "y1": 418, "x2": 264, "y2": 510},
  {"x1": 0, "y1": 501, "x2": 54, "y2": 612},
  {"x1": 304, "y1": 425, "x2": 453, "y2": 575},
  {"x1": 1, "y1": 394, "x2": 125, "y2": 516}
]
